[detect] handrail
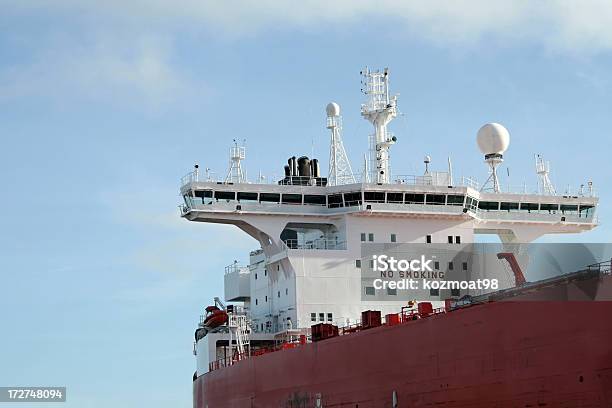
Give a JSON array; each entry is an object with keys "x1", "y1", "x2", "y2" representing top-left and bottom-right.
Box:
[{"x1": 206, "y1": 304, "x2": 446, "y2": 372}]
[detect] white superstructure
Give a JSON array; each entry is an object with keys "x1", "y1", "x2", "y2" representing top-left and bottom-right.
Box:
[{"x1": 182, "y1": 68, "x2": 598, "y2": 374}]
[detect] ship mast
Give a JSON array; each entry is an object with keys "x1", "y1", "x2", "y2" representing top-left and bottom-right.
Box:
[
  {"x1": 360, "y1": 67, "x2": 398, "y2": 184},
  {"x1": 327, "y1": 102, "x2": 356, "y2": 186}
]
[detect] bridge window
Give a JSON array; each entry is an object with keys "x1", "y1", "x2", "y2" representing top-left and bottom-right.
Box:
[
  {"x1": 478, "y1": 201, "x2": 499, "y2": 211},
  {"x1": 327, "y1": 313, "x2": 333, "y2": 322},
  {"x1": 579, "y1": 204, "x2": 595, "y2": 217},
  {"x1": 260, "y1": 193, "x2": 280, "y2": 203},
  {"x1": 430, "y1": 287, "x2": 439, "y2": 296},
  {"x1": 520, "y1": 203, "x2": 539, "y2": 212},
  {"x1": 281, "y1": 194, "x2": 302, "y2": 204},
  {"x1": 365, "y1": 287, "x2": 375, "y2": 296},
  {"x1": 343, "y1": 192, "x2": 362, "y2": 207},
  {"x1": 194, "y1": 190, "x2": 212, "y2": 198},
  {"x1": 214, "y1": 191, "x2": 235, "y2": 201},
  {"x1": 387, "y1": 192, "x2": 403, "y2": 204},
  {"x1": 447, "y1": 195, "x2": 465, "y2": 206},
  {"x1": 310, "y1": 313, "x2": 316, "y2": 322},
  {"x1": 364, "y1": 191, "x2": 385, "y2": 203},
  {"x1": 304, "y1": 195, "x2": 326, "y2": 205},
  {"x1": 560, "y1": 204, "x2": 578, "y2": 214},
  {"x1": 500, "y1": 202, "x2": 519, "y2": 211},
  {"x1": 426, "y1": 194, "x2": 446, "y2": 205},
  {"x1": 328, "y1": 194, "x2": 344, "y2": 208},
  {"x1": 237, "y1": 192, "x2": 258, "y2": 201},
  {"x1": 451, "y1": 288, "x2": 460, "y2": 297},
  {"x1": 405, "y1": 193, "x2": 425, "y2": 204},
  {"x1": 319, "y1": 313, "x2": 324, "y2": 321},
  {"x1": 540, "y1": 203, "x2": 559, "y2": 213},
  {"x1": 465, "y1": 196, "x2": 478, "y2": 210}
]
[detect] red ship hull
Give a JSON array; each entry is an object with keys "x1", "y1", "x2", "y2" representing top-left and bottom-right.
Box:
[{"x1": 194, "y1": 279, "x2": 612, "y2": 407}]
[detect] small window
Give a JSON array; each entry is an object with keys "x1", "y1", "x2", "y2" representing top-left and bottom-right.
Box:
[
  {"x1": 355, "y1": 259, "x2": 362, "y2": 268},
  {"x1": 500, "y1": 202, "x2": 519, "y2": 212},
  {"x1": 478, "y1": 201, "x2": 500, "y2": 211},
  {"x1": 237, "y1": 192, "x2": 258, "y2": 201},
  {"x1": 387, "y1": 287, "x2": 397, "y2": 296},
  {"x1": 214, "y1": 191, "x2": 236, "y2": 201},
  {"x1": 264, "y1": 269, "x2": 267, "y2": 276},
  {"x1": 426, "y1": 235, "x2": 432, "y2": 244},
  {"x1": 365, "y1": 286, "x2": 375, "y2": 296},
  {"x1": 327, "y1": 194, "x2": 344, "y2": 208},
  {"x1": 255, "y1": 273, "x2": 257, "y2": 280},
  {"x1": 451, "y1": 288, "x2": 460, "y2": 297},
  {"x1": 319, "y1": 313, "x2": 325, "y2": 322},
  {"x1": 448, "y1": 235, "x2": 453, "y2": 244},
  {"x1": 277, "y1": 265, "x2": 280, "y2": 271},
  {"x1": 344, "y1": 192, "x2": 362, "y2": 207},
  {"x1": 405, "y1": 193, "x2": 425, "y2": 204},
  {"x1": 434, "y1": 261, "x2": 440, "y2": 270},
  {"x1": 259, "y1": 193, "x2": 280, "y2": 203},
  {"x1": 327, "y1": 313, "x2": 333, "y2": 322},
  {"x1": 426, "y1": 194, "x2": 446, "y2": 205},
  {"x1": 447, "y1": 195, "x2": 465, "y2": 206},
  {"x1": 368, "y1": 233, "x2": 374, "y2": 242},
  {"x1": 265, "y1": 296, "x2": 268, "y2": 302},
  {"x1": 579, "y1": 204, "x2": 595, "y2": 217},
  {"x1": 277, "y1": 291, "x2": 280, "y2": 298},
  {"x1": 360, "y1": 233, "x2": 366, "y2": 242},
  {"x1": 364, "y1": 192, "x2": 385, "y2": 203},
  {"x1": 462, "y1": 262, "x2": 468, "y2": 271},
  {"x1": 285, "y1": 288, "x2": 289, "y2": 295},
  {"x1": 310, "y1": 313, "x2": 316, "y2": 322},
  {"x1": 520, "y1": 203, "x2": 539, "y2": 212},
  {"x1": 390, "y1": 233, "x2": 397, "y2": 243},
  {"x1": 255, "y1": 299, "x2": 258, "y2": 305},
  {"x1": 369, "y1": 259, "x2": 374, "y2": 268},
  {"x1": 448, "y1": 262, "x2": 454, "y2": 270},
  {"x1": 561, "y1": 204, "x2": 578, "y2": 214},
  {"x1": 430, "y1": 288, "x2": 439, "y2": 296},
  {"x1": 304, "y1": 195, "x2": 326, "y2": 206},
  {"x1": 387, "y1": 192, "x2": 403, "y2": 203},
  {"x1": 540, "y1": 203, "x2": 559, "y2": 212},
  {"x1": 281, "y1": 194, "x2": 302, "y2": 204},
  {"x1": 455, "y1": 236, "x2": 461, "y2": 244}
]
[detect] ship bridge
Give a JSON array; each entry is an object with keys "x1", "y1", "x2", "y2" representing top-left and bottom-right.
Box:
[{"x1": 182, "y1": 70, "x2": 599, "y2": 340}]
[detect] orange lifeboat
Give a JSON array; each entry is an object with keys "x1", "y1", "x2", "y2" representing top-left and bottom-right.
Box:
[{"x1": 203, "y1": 305, "x2": 228, "y2": 330}]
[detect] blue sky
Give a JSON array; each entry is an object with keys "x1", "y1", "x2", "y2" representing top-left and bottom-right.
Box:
[{"x1": 1, "y1": 1, "x2": 611, "y2": 407}]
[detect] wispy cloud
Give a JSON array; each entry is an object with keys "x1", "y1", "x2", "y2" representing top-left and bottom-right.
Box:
[
  {"x1": 7, "y1": 0, "x2": 612, "y2": 53},
  {"x1": 0, "y1": 33, "x2": 202, "y2": 108}
]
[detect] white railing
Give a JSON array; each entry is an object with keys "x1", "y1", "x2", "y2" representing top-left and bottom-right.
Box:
[
  {"x1": 282, "y1": 238, "x2": 347, "y2": 250},
  {"x1": 224, "y1": 262, "x2": 249, "y2": 275}
]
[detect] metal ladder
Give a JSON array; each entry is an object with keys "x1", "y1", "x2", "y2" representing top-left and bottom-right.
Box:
[{"x1": 228, "y1": 314, "x2": 250, "y2": 363}]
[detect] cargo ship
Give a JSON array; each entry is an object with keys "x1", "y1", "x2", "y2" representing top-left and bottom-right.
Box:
[{"x1": 179, "y1": 68, "x2": 610, "y2": 407}]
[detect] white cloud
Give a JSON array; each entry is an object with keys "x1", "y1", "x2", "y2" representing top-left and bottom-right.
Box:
[
  {"x1": 7, "y1": 0, "x2": 612, "y2": 52},
  {"x1": 0, "y1": 34, "x2": 201, "y2": 107}
]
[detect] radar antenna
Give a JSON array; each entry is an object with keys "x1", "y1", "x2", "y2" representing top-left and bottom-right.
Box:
[
  {"x1": 326, "y1": 102, "x2": 356, "y2": 186},
  {"x1": 225, "y1": 140, "x2": 246, "y2": 184},
  {"x1": 477, "y1": 123, "x2": 510, "y2": 193},
  {"x1": 360, "y1": 67, "x2": 398, "y2": 184},
  {"x1": 535, "y1": 154, "x2": 556, "y2": 195}
]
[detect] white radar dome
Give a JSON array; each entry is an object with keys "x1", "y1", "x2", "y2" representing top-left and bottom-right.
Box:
[
  {"x1": 477, "y1": 122, "x2": 510, "y2": 155},
  {"x1": 326, "y1": 102, "x2": 340, "y2": 117}
]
